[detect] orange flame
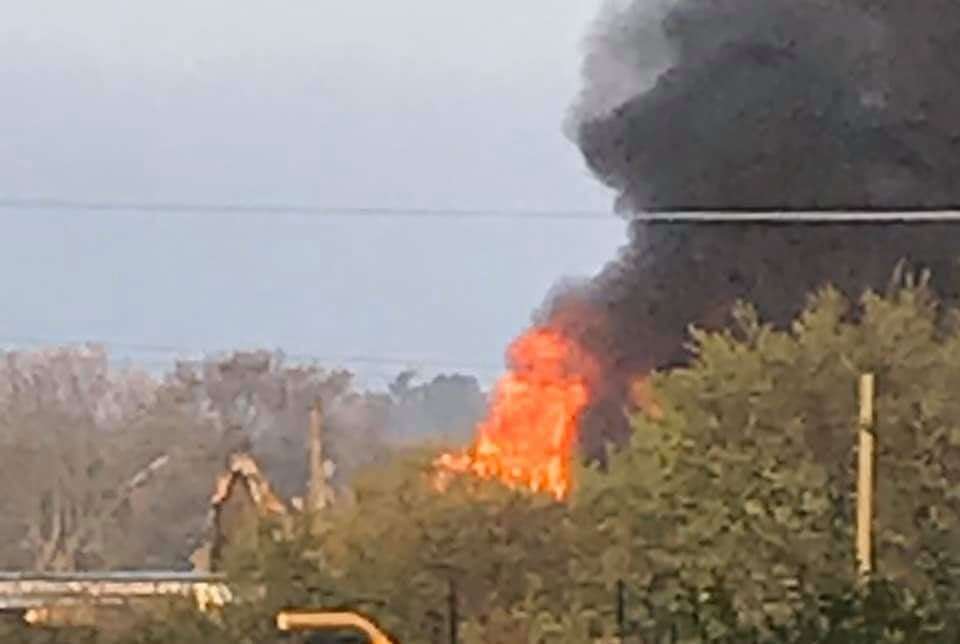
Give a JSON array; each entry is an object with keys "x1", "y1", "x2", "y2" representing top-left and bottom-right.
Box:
[
  {"x1": 629, "y1": 376, "x2": 664, "y2": 421},
  {"x1": 434, "y1": 327, "x2": 597, "y2": 501}
]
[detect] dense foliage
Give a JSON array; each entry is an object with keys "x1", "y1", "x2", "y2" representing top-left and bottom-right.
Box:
[{"x1": 10, "y1": 272, "x2": 960, "y2": 641}]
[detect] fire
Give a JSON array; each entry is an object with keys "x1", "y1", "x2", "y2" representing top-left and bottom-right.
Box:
[
  {"x1": 434, "y1": 327, "x2": 597, "y2": 501},
  {"x1": 629, "y1": 376, "x2": 663, "y2": 421}
]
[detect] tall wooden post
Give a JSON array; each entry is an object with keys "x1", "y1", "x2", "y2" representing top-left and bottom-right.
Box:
[
  {"x1": 856, "y1": 373, "x2": 875, "y2": 579},
  {"x1": 616, "y1": 579, "x2": 626, "y2": 641},
  {"x1": 307, "y1": 400, "x2": 329, "y2": 513},
  {"x1": 448, "y1": 578, "x2": 459, "y2": 644}
]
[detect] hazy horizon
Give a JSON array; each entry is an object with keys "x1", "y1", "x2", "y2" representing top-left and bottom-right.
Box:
[{"x1": 0, "y1": 1, "x2": 630, "y2": 388}]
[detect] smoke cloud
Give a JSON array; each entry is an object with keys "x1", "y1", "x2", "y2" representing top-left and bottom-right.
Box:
[
  {"x1": 574, "y1": 0, "x2": 960, "y2": 211},
  {"x1": 562, "y1": 0, "x2": 960, "y2": 458}
]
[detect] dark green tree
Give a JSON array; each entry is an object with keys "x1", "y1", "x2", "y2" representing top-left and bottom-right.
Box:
[{"x1": 580, "y1": 272, "x2": 960, "y2": 628}]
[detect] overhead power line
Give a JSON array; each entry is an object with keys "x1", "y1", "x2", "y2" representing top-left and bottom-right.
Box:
[
  {"x1": 124, "y1": 359, "x2": 478, "y2": 385},
  {"x1": 3, "y1": 197, "x2": 960, "y2": 221},
  {"x1": 641, "y1": 209, "x2": 960, "y2": 221},
  {"x1": 0, "y1": 198, "x2": 612, "y2": 221},
  {"x1": 0, "y1": 334, "x2": 504, "y2": 374}
]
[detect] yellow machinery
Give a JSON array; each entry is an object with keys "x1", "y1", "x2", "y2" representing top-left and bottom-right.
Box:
[
  {"x1": 20, "y1": 607, "x2": 395, "y2": 643},
  {"x1": 275, "y1": 609, "x2": 395, "y2": 643}
]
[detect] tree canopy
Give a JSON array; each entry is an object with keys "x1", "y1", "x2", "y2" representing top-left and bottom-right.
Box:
[{"x1": 14, "y1": 271, "x2": 960, "y2": 642}]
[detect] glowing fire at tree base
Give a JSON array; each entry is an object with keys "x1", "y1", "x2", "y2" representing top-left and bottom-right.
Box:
[{"x1": 434, "y1": 327, "x2": 596, "y2": 501}]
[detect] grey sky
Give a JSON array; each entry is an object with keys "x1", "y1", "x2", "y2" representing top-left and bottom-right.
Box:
[{"x1": 0, "y1": 1, "x2": 629, "y2": 387}]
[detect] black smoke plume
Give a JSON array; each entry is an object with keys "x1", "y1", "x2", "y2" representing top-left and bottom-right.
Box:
[{"x1": 563, "y1": 0, "x2": 960, "y2": 459}]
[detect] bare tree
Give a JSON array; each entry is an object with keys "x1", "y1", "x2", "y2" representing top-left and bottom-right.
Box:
[
  {"x1": 0, "y1": 346, "x2": 487, "y2": 571},
  {"x1": 165, "y1": 351, "x2": 377, "y2": 499},
  {"x1": 0, "y1": 346, "x2": 172, "y2": 570}
]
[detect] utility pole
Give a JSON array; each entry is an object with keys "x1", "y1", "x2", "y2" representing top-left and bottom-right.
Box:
[
  {"x1": 448, "y1": 578, "x2": 459, "y2": 644},
  {"x1": 616, "y1": 579, "x2": 626, "y2": 642},
  {"x1": 856, "y1": 373, "x2": 876, "y2": 579},
  {"x1": 307, "y1": 399, "x2": 332, "y2": 514}
]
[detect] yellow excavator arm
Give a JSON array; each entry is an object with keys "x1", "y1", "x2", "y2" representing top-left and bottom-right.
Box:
[{"x1": 276, "y1": 610, "x2": 395, "y2": 644}]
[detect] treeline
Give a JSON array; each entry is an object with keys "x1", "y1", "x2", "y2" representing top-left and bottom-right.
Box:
[
  {"x1": 0, "y1": 347, "x2": 485, "y2": 571},
  {"x1": 129, "y1": 270, "x2": 960, "y2": 643},
  {"x1": 10, "y1": 269, "x2": 960, "y2": 642}
]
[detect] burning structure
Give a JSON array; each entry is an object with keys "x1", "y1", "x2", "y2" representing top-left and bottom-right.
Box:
[
  {"x1": 435, "y1": 328, "x2": 597, "y2": 500},
  {"x1": 438, "y1": 0, "x2": 960, "y2": 497}
]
